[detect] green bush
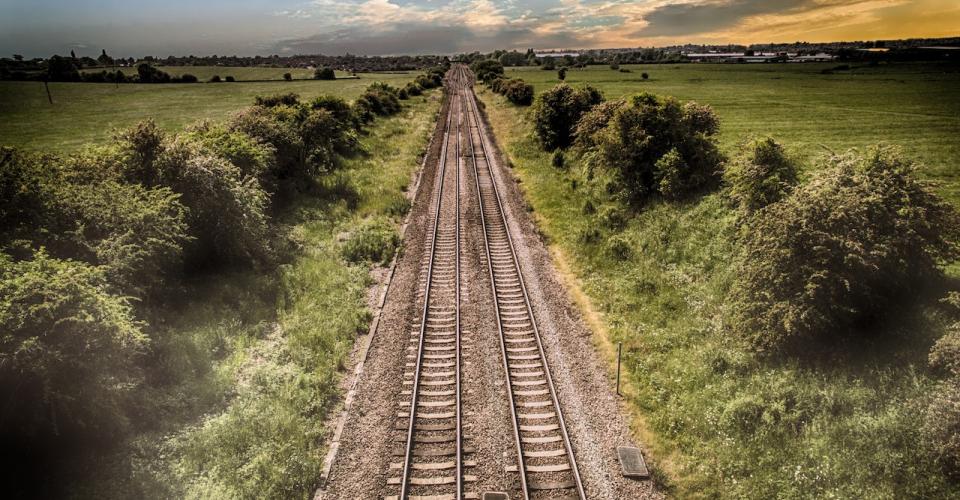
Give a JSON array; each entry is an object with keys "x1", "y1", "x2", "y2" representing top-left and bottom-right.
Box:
[
  {"x1": 313, "y1": 67, "x2": 336, "y2": 80},
  {"x1": 532, "y1": 83, "x2": 604, "y2": 151},
  {"x1": 730, "y1": 146, "x2": 960, "y2": 353},
  {"x1": 115, "y1": 123, "x2": 270, "y2": 265},
  {"x1": 469, "y1": 59, "x2": 504, "y2": 82},
  {"x1": 404, "y1": 82, "x2": 423, "y2": 96},
  {"x1": 725, "y1": 137, "x2": 799, "y2": 214},
  {"x1": 573, "y1": 99, "x2": 626, "y2": 149},
  {"x1": 1, "y1": 147, "x2": 190, "y2": 297},
  {"x1": 924, "y1": 380, "x2": 960, "y2": 479},
  {"x1": 931, "y1": 328, "x2": 960, "y2": 377},
  {"x1": 340, "y1": 218, "x2": 400, "y2": 265},
  {"x1": 354, "y1": 82, "x2": 402, "y2": 122},
  {"x1": 586, "y1": 92, "x2": 722, "y2": 203},
  {"x1": 0, "y1": 250, "x2": 147, "y2": 442},
  {"x1": 501, "y1": 79, "x2": 534, "y2": 106},
  {"x1": 184, "y1": 121, "x2": 276, "y2": 188}
]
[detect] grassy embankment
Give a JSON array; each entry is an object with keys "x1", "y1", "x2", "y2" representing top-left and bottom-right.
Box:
[
  {"x1": 0, "y1": 70, "x2": 415, "y2": 151},
  {"x1": 73, "y1": 90, "x2": 440, "y2": 498},
  {"x1": 480, "y1": 62, "x2": 960, "y2": 497}
]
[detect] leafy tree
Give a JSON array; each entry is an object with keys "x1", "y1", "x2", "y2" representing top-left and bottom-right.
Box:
[
  {"x1": 558, "y1": 67, "x2": 567, "y2": 81},
  {"x1": 97, "y1": 49, "x2": 113, "y2": 67},
  {"x1": 642, "y1": 72, "x2": 649, "y2": 80},
  {"x1": 45, "y1": 55, "x2": 80, "y2": 81},
  {"x1": 584, "y1": 92, "x2": 722, "y2": 202},
  {"x1": 532, "y1": 83, "x2": 604, "y2": 151},
  {"x1": 283, "y1": 72, "x2": 292, "y2": 81},
  {"x1": 730, "y1": 146, "x2": 960, "y2": 354}
]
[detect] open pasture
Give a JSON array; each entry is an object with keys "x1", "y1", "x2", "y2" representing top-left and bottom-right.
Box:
[
  {"x1": 508, "y1": 62, "x2": 960, "y2": 200},
  {"x1": 0, "y1": 70, "x2": 417, "y2": 151}
]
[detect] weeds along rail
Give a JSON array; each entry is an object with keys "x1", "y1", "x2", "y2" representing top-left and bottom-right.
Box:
[
  {"x1": 461, "y1": 69, "x2": 586, "y2": 499},
  {"x1": 389, "y1": 68, "x2": 471, "y2": 500}
]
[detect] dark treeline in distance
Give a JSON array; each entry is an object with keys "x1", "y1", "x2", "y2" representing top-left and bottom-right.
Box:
[{"x1": 0, "y1": 50, "x2": 450, "y2": 82}]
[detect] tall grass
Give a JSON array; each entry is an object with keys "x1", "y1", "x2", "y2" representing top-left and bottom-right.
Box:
[{"x1": 478, "y1": 88, "x2": 960, "y2": 498}]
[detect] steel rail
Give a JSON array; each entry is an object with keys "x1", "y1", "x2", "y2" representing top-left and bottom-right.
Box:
[
  {"x1": 461, "y1": 68, "x2": 586, "y2": 500},
  {"x1": 399, "y1": 74, "x2": 462, "y2": 499}
]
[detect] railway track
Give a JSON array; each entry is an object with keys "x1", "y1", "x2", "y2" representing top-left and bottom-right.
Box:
[
  {"x1": 388, "y1": 67, "x2": 472, "y2": 500},
  {"x1": 460, "y1": 69, "x2": 586, "y2": 499},
  {"x1": 389, "y1": 65, "x2": 584, "y2": 499}
]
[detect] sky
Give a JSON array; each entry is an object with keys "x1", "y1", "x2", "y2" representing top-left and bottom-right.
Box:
[{"x1": 1, "y1": 0, "x2": 958, "y2": 57}]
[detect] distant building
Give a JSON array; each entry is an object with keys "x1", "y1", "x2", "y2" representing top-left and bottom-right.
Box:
[
  {"x1": 684, "y1": 51, "x2": 834, "y2": 63},
  {"x1": 534, "y1": 51, "x2": 581, "y2": 58}
]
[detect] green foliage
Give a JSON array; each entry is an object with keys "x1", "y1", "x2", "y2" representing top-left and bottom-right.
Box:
[
  {"x1": 584, "y1": 92, "x2": 723, "y2": 203},
  {"x1": 1, "y1": 146, "x2": 190, "y2": 297},
  {"x1": 115, "y1": 121, "x2": 270, "y2": 265},
  {"x1": 314, "y1": 67, "x2": 336, "y2": 80},
  {"x1": 0, "y1": 250, "x2": 147, "y2": 441},
  {"x1": 184, "y1": 120, "x2": 277, "y2": 187},
  {"x1": 501, "y1": 79, "x2": 534, "y2": 106},
  {"x1": 354, "y1": 82, "x2": 402, "y2": 122},
  {"x1": 557, "y1": 67, "x2": 567, "y2": 81},
  {"x1": 532, "y1": 83, "x2": 604, "y2": 151},
  {"x1": 340, "y1": 217, "x2": 400, "y2": 265},
  {"x1": 924, "y1": 380, "x2": 960, "y2": 480},
  {"x1": 572, "y1": 99, "x2": 626, "y2": 150},
  {"x1": 725, "y1": 137, "x2": 799, "y2": 214},
  {"x1": 470, "y1": 59, "x2": 504, "y2": 82},
  {"x1": 731, "y1": 146, "x2": 960, "y2": 354}
]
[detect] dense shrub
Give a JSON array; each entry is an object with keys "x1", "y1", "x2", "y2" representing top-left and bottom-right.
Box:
[
  {"x1": 1, "y1": 147, "x2": 190, "y2": 297},
  {"x1": 115, "y1": 122, "x2": 270, "y2": 265},
  {"x1": 136, "y1": 63, "x2": 171, "y2": 83},
  {"x1": 283, "y1": 72, "x2": 292, "y2": 81},
  {"x1": 180, "y1": 74, "x2": 198, "y2": 83},
  {"x1": 225, "y1": 76, "x2": 235, "y2": 82},
  {"x1": 255, "y1": 93, "x2": 300, "y2": 107},
  {"x1": 931, "y1": 327, "x2": 960, "y2": 377},
  {"x1": 231, "y1": 94, "x2": 361, "y2": 185},
  {"x1": 314, "y1": 67, "x2": 336, "y2": 80},
  {"x1": 0, "y1": 250, "x2": 147, "y2": 442},
  {"x1": 354, "y1": 82, "x2": 402, "y2": 121},
  {"x1": 209, "y1": 75, "x2": 222, "y2": 83},
  {"x1": 558, "y1": 68, "x2": 567, "y2": 81},
  {"x1": 470, "y1": 59, "x2": 504, "y2": 82},
  {"x1": 583, "y1": 92, "x2": 722, "y2": 202},
  {"x1": 501, "y1": 79, "x2": 534, "y2": 106},
  {"x1": 56, "y1": 180, "x2": 189, "y2": 296},
  {"x1": 532, "y1": 83, "x2": 604, "y2": 151},
  {"x1": 405, "y1": 82, "x2": 423, "y2": 96},
  {"x1": 184, "y1": 121, "x2": 276, "y2": 184},
  {"x1": 730, "y1": 146, "x2": 960, "y2": 353},
  {"x1": 642, "y1": 72, "x2": 649, "y2": 80},
  {"x1": 340, "y1": 218, "x2": 400, "y2": 265},
  {"x1": 725, "y1": 137, "x2": 799, "y2": 214},
  {"x1": 924, "y1": 381, "x2": 960, "y2": 479},
  {"x1": 573, "y1": 99, "x2": 626, "y2": 149}
]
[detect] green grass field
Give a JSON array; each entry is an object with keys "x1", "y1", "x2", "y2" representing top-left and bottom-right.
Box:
[
  {"x1": 0, "y1": 70, "x2": 417, "y2": 151},
  {"x1": 481, "y1": 61, "x2": 960, "y2": 498},
  {"x1": 508, "y1": 62, "x2": 960, "y2": 201}
]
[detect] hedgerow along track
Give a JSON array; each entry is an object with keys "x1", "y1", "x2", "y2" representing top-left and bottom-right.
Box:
[{"x1": 388, "y1": 65, "x2": 585, "y2": 499}]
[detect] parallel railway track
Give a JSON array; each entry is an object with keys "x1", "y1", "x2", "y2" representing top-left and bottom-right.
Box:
[{"x1": 389, "y1": 64, "x2": 584, "y2": 499}]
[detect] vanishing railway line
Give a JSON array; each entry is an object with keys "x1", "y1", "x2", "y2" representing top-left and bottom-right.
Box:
[{"x1": 389, "y1": 65, "x2": 584, "y2": 499}]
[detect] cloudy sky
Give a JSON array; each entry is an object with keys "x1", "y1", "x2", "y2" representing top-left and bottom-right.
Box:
[{"x1": 1, "y1": 0, "x2": 958, "y2": 57}]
